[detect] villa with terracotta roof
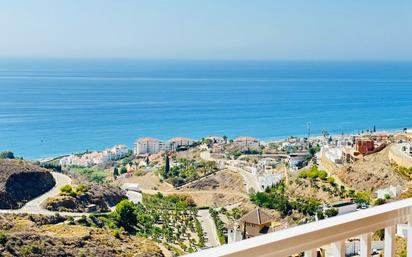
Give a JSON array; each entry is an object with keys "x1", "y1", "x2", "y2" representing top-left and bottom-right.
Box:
[
  {"x1": 234, "y1": 137, "x2": 260, "y2": 148},
  {"x1": 168, "y1": 137, "x2": 194, "y2": 151},
  {"x1": 227, "y1": 208, "x2": 277, "y2": 244},
  {"x1": 133, "y1": 137, "x2": 167, "y2": 155}
]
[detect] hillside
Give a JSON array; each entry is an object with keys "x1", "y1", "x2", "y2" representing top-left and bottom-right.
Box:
[
  {"x1": 0, "y1": 159, "x2": 55, "y2": 209},
  {"x1": 0, "y1": 214, "x2": 164, "y2": 257},
  {"x1": 336, "y1": 147, "x2": 408, "y2": 192}
]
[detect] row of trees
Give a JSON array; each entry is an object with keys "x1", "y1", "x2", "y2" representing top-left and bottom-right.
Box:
[
  {"x1": 99, "y1": 193, "x2": 205, "y2": 253},
  {"x1": 160, "y1": 156, "x2": 217, "y2": 187}
]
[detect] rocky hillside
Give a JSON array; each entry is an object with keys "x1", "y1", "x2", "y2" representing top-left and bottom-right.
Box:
[
  {"x1": 336, "y1": 147, "x2": 408, "y2": 192},
  {"x1": 0, "y1": 159, "x2": 55, "y2": 209},
  {"x1": 43, "y1": 183, "x2": 126, "y2": 213},
  {"x1": 0, "y1": 214, "x2": 164, "y2": 257}
]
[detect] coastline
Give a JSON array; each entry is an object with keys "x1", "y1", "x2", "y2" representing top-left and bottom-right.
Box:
[{"x1": 33, "y1": 127, "x2": 407, "y2": 162}]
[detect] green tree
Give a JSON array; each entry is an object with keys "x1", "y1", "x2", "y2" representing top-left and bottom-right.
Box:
[
  {"x1": 113, "y1": 200, "x2": 137, "y2": 231},
  {"x1": 113, "y1": 167, "x2": 119, "y2": 177},
  {"x1": 120, "y1": 167, "x2": 127, "y2": 174},
  {"x1": 164, "y1": 154, "x2": 170, "y2": 178},
  {"x1": 0, "y1": 151, "x2": 14, "y2": 159}
]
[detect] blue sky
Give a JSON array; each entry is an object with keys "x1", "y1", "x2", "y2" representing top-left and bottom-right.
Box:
[{"x1": 1, "y1": 1, "x2": 411, "y2": 60}]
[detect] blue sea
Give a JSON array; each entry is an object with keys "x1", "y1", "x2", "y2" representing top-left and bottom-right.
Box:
[{"x1": 0, "y1": 59, "x2": 411, "y2": 160}]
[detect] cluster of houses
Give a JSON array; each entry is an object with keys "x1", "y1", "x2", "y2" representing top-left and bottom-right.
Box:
[
  {"x1": 133, "y1": 137, "x2": 195, "y2": 155},
  {"x1": 59, "y1": 145, "x2": 129, "y2": 167},
  {"x1": 133, "y1": 136, "x2": 261, "y2": 155},
  {"x1": 251, "y1": 158, "x2": 283, "y2": 192},
  {"x1": 321, "y1": 134, "x2": 390, "y2": 165}
]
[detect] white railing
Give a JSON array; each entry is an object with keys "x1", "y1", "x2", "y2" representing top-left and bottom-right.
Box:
[{"x1": 186, "y1": 198, "x2": 412, "y2": 257}]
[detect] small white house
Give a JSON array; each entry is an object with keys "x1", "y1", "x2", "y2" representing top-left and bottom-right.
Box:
[
  {"x1": 376, "y1": 185, "x2": 403, "y2": 199},
  {"x1": 168, "y1": 137, "x2": 194, "y2": 151},
  {"x1": 324, "y1": 201, "x2": 357, "y2": 216},
  {"x1": 234, "y1": 137, "x2": 260, "y2": 148},
  {"x1": 206, "y1": 136, "x2": 226, "y2": 144},
  {"x1": 121, "y1": 183, "x2": 141, "y2": 192}
]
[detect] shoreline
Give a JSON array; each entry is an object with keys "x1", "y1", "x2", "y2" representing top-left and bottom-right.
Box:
[{"x1": 32, "y1": 127, "x2": 408, "y2": 162}]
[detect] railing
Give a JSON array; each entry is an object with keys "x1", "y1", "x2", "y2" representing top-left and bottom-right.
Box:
[{"x1": 186, "y1": 198, "x2": 412, "y2": 257}]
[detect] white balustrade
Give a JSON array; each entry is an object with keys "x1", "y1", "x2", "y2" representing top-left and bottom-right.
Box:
[{"x1": 186, "y1": 198, "x2": 412, "y2": 257}]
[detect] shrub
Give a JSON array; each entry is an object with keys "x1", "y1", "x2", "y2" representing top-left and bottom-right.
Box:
[
  {"x1": 19, "y1": 244, "x2": 44, "y2": 256},
  {"x1": 60, "y1": 184, "x2": 73, "y2": 194},
  {"x1": 0, "y1": 232, "x2": 7, "y2": 245},
  {"x1": 324, "y1": 208, "x2": 339, "y2": 218},
  {"x1": 76, "y1": 184, "x2": 87, "y2": 194},
  {"x1": 374, "y1": 198, "x2": 386, "y2": 206}
]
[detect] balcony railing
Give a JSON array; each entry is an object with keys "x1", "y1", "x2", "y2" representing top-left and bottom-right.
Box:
[{"x1": 186, "y1": 198, "x2": 412, "y2": 257}]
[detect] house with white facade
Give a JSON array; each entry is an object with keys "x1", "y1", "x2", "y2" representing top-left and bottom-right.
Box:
[
  {"x1": 60, "y1": 145, "x2": 129, "y2": 167},
  {"x1": 234, "y1": 137, "x2": 260, "y2": 148},
  {"x1": 168, "y1": 137, "x2": 194, "y2": 151},
  {"x1": 205, "y1": 136, "x2": 226, "y2": 144},
  {"x1": 376, "y1": 185, "x2": 403, "y2": 199},
  {"x1": 321, "y1": 145, "x2": 343, "y2": 164},
  {"x1": 323, "y1": 201, "x2": 357, "y2": 216},
  {"x1": 134, "y1": 137, "x2": 167, "y2": 155},
  {"x1": 288, "y1": 152, "x2": 308, "y2": 170}
]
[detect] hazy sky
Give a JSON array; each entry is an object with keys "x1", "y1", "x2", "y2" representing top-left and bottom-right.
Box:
[{"x1": 1, "y1": 1, "x2": 411, "y2": 60}]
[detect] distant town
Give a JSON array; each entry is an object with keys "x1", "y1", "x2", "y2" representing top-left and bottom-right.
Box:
[{"x1": 1, "y1": 128, "x2": 412, "y2": 256}]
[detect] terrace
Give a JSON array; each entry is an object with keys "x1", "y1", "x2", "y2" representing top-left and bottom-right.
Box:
[{"x1": 186, "y1": 197, "x2": 412, "y2": 257}]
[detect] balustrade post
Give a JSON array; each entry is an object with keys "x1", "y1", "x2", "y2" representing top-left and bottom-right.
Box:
[
  {"x1": 331, "y1": 240, "x2": 345, "y2": 257},
  {"x1": 360, "y1": 233, "x2": 371, "y2": 257},
  {"x1": 408, "y1": 215, "x2": 412, "y2": 257},
  {"x1": 304, "y1": 249, "x2": 317, "y2": 257},
  {"x1": 384, "y1": 226, "x2": 395, "y2": 257}
]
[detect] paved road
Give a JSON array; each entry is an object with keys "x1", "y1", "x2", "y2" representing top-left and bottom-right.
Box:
[
  {"x1": 20, "y1": 172, "x2": 72, "y2": 212},
  {"x1": 0, "y1": 172, "x2": 87, "y2": 216},
  {"x1": 198, "y1": 209, "x2": 220, "y2": 247}
]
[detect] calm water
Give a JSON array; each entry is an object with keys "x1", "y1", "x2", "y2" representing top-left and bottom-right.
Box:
[{"x1": 0, "y1": 59, "x2": 411, "y2": 159}]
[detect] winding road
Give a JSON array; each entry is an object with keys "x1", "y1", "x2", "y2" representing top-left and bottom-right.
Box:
[
  {"x1": 0, "y1": 172, "x2": 142, "y2": 217},
  {"x1": 0, "y1": 172, "x2": 87, "y2": 216}
]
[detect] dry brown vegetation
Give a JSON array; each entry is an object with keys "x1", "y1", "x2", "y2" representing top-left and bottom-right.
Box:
[
  {"x1": 0, "y1": 214, "x2": 164, "y2": 257},
  {"x1": 335, "y1": 147, "x2": 408, "y2": 192}
]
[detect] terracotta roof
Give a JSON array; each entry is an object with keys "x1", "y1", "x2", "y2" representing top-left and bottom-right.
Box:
[
  {"x1": 137, "y1": 137, "x2": 160, "y2": 143},
  {"x1": 240, "y1": 208, "x2": 274, "y2": 225},
  {"x1": 169, "y1": 137, "x2": 193, "y2": 142},
  {"x1": 235, "y1": 137, "x2": 259, "y2": 142}
]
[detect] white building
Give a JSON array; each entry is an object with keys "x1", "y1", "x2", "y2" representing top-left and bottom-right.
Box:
[
  {"x1": 234, "y1": 137, "x2": 260, "y2": 148},
  {"x1": 321, "y1": 146, "x2": 343, "y2": 164},
  {"x1": 257, "y1": 172, "x2": 282, "y2": 192},
  {"x1": 134, "y1": 137, "x2": 167, "y2": 155},
  {"x1": 227, "y1": 223, "x2": 243, "y2": 244},
  {"x1": 376, "y1": 185, "x2": 403, "y2": 199},
  {"x1": 324, "y1": 201, "x2": 357, "y2": 216},
  {"x1": 288, "y1": 152, "x2": 308, "y2": 170},
  {"x1": 60, "y1": 145, "x2": 129, "y2": 167},
  {"x1": 169, "y1": 137, "x2": 194, "y2": 151},
  {"x1": 206, "y1": 136, "x2": 226, "y2": 144}
]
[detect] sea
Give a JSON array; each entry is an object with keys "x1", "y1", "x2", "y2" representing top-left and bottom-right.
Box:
[{"x1": 0, "y1": 59, "x2": 411, "y2": 160}]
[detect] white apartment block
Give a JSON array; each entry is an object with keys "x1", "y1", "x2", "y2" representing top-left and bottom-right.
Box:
[{"x1": 134, "y1": 137, "x2": 167, "y2": 155}]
